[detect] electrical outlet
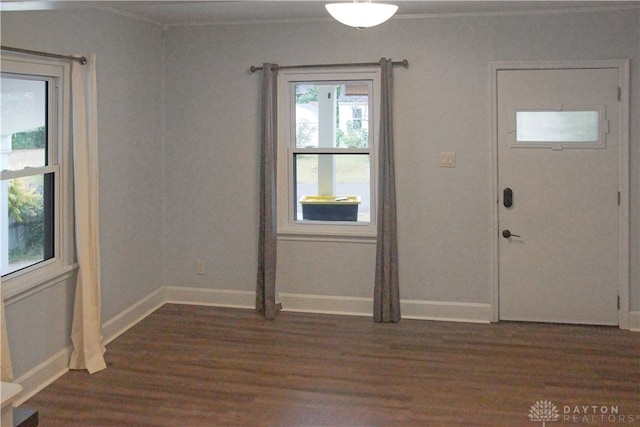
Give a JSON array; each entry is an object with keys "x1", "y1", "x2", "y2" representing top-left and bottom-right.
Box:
[{"x1": 196, "y1": 260, "x2": 205, "y2": 275}]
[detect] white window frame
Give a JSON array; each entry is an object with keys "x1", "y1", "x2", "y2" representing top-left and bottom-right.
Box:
[
  {"x1": 277, "y1": 67, "x2": 380, "y2": 241},
  {"x1": 1, "y1": 55, "x2": 75, "y2": 302}
]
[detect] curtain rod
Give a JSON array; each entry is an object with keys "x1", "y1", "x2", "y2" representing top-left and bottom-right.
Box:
[
  {"x1": 249, "y1": 59, "x2": 408, "y2": 73},
  {"x1": 1, "y1": 45, "x2": 87, "y2": 65}
]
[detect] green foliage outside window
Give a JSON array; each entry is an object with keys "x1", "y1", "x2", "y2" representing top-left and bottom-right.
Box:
[
  {"x1": 12, "y1": 126, "x2": 45, "y2": 149},
  {"x1": 7, "y1": 178, "x2": 45, "y2": 264},
  {"x1": 296, "y1": 87, "x2": 319, "y2": 104},
  {"x1": 337, "y1": 121, "x2": 368, "y2": 148},
  {"x1": 8, "y1": 179, "x2": 40, "y2": 223}
]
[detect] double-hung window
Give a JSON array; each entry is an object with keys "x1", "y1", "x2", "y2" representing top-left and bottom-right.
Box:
[
  {"x1": 277, "y1": 68, "x2": 380, "y2": 238},
  {"x1": 1, "y1": 56, "x2": 72, "y2": 296}
]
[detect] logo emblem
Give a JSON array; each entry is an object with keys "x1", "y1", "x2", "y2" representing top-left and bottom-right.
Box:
[{"x1": 529, "y1": 400, "x2": 560, "y2": 426}]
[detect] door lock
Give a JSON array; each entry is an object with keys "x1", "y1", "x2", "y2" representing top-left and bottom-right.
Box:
[
  {"x1": 503, "y1": 187, "x2": 513, "y2": 208},
  {"x1": 502, "y1": 230, "x2": 521, "y2": 239}
]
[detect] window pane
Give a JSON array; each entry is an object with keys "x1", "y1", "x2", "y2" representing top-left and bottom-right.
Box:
[
  {"x1": 295, "y1": 83, "x2": 369, "y2": 148},
  {"x1": 295, "y1": 154, "x2": 370, "y2": 222},
  {"x1": 1, "y1": 173, "x2": 54, "y2": 276},
  {"x1": 1, "y1": 77, "x2": 47, "y2": 170},
  {"x1": 516, "y1": 111, "x2": 599, "y2": 143}
]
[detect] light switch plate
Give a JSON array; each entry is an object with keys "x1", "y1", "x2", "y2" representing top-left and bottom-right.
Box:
[{"x1": 440, "y1": 152, "x2": 456, "y2": 168}]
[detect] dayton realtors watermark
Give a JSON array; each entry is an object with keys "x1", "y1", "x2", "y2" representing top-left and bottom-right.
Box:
[
  {"x1": 563, "y1": 404, "x2": 638, "y2": 424},
  {"x1": 529, "y1": 400, "x2": 639, "y2": 425}
]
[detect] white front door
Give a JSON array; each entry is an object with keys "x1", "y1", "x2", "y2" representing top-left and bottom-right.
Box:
[{"x1": 497, "y1": 67, "x2": 620, "y2": 325}]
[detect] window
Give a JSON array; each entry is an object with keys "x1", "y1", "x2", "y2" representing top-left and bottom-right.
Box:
[
  {"x1": 278, "y1": 69, "x2": 380, "y2": 237},
  {"x1": 351, "y1": 107, "x2": 363, "y2": 130},
  {"x1": 514, "y1": 108, "x2": 605, "y2": 148},
  {"x1": 1, "y1": 56, "x2": 72, "y2": 295}
]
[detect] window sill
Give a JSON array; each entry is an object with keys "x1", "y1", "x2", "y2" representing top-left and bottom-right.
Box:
[
  {"x1": 2, "y1": 262, "x2": 78, "y2": 306},
  {"x1": 278, "y1": 228, "x2": 377, "y2": 244}
]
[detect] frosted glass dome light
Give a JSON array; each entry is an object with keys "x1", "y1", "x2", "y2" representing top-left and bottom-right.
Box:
[{"x1": 325, "y1": 1, "x2": 398, "y2": 29}]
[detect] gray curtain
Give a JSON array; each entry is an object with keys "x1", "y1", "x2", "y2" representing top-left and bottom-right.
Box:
[
  {"x1": 374, "y1": 58, "x2": 400, "y2": 323},
  {"x1": 256, "y1": 63, "x2": 280, "y2": 319}
]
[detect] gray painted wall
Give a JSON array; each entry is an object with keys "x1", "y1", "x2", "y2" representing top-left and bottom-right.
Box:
[
  {"x1": 1, "y1": 6, "x2": 638, "y2": 381},
  {"x1": 163, "y1": 10, "x2": 639, "y2": 307}
]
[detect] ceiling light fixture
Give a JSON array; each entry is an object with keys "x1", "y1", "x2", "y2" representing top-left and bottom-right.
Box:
[{"x1": 325, "y1": 0, "x2": 398, "y2": 29}]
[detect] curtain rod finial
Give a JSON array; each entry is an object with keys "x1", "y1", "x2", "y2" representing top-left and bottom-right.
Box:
[
  {"x1": 80, "y1": 57, "x2": 88, "y2": 65},
  {"x1": 250, "y1": 65, "x2": 258, "y2": 73}
]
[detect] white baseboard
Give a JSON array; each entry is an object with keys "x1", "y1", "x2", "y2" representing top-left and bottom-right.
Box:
[
  {"x1": 163, "y1": 287, "x2": 492, "y2": 323},
  {"x1": 13, "y1": 347, "x2": 71, "y2": 406},
  {"x1": 164, "y1": 286, "x2": 255, "y2": 309},
  {"x1": 102, "y1": 288, "x2": 166, "y2": 345},
  {"x1": 279, "y1": 292, "x2": 372, "y2": 316},
  {"x1": 629, "y1": 311, "x2": 640, "y2": 332},
  {"x1": 279, "y1": 292, "x2": 491, "y2": 323},
  {"x1": 401, "y1": 299, "x2": 492, "y2": 323},
  {"x1": 162, "y1": 287, "x2": 492, "y2": 323}
]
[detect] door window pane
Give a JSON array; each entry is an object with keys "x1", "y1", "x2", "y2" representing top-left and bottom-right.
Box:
[{"x1": 516, "y1": 110, "x2": 599, "y2": 143}]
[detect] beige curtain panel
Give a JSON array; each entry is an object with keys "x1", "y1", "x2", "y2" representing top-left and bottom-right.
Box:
[
  {"x1": 68, "y1": 54, "x2": 107, "y2": 374},
  {"x1": 0, "y1": 280, "x2": 14, "y2": 382}
]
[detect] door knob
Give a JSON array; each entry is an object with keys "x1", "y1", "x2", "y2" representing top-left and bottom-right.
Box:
[{"x1": 502, "y1": 230, "x2": 521, "y2": 239}]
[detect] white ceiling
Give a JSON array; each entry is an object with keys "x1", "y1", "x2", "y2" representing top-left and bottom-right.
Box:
[{"x1": 1, "y1": 1, "x2": 637, "y2": 27}]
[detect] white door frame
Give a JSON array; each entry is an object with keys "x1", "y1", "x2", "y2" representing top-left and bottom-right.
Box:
[{"x1": 490, "y1": 59, "x2": 630, "y2": 329}]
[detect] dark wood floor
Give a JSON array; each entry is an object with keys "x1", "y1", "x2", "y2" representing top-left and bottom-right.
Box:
[{"x1": 25, "y1": 304, "x2": 639, "y2": 426}]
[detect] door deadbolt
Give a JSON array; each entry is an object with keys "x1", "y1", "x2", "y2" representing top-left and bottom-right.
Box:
[{"x1": 503, "y1": 187, "x2": 513, "y2": 208}]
